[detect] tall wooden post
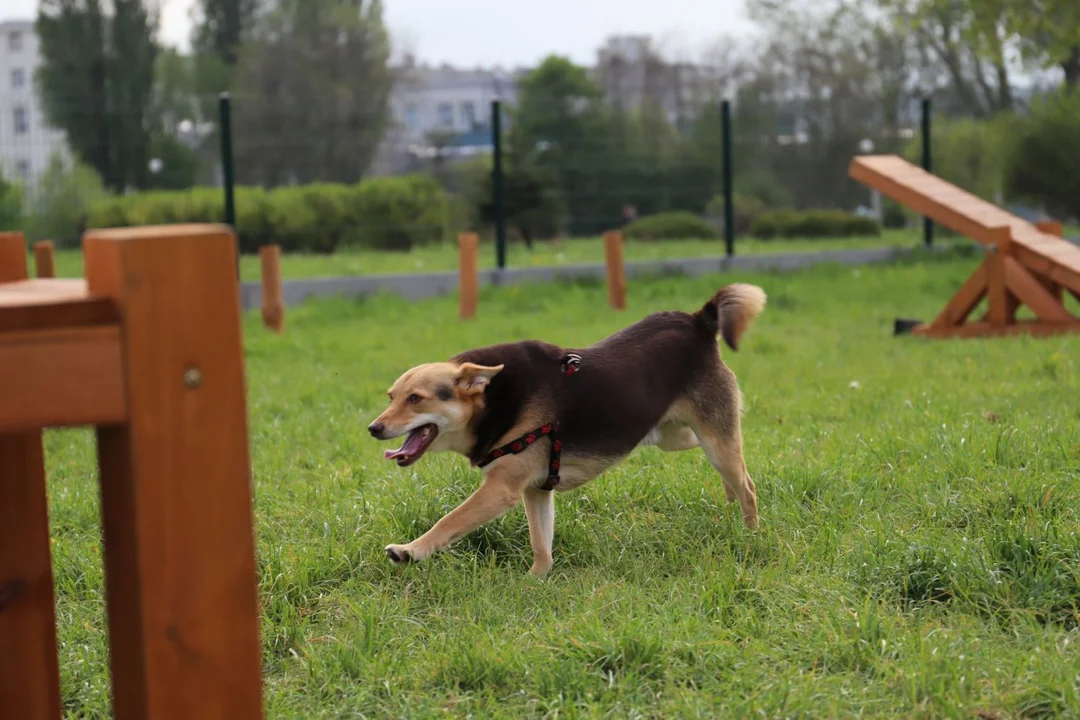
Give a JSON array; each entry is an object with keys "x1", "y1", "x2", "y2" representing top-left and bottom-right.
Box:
[{"x1": 604, "y1": 230, "x2": 627, "y2": 310}]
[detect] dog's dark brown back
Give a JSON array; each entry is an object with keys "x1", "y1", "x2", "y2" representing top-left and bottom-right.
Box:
[{"x1": 454, "y1": 284, "x2": 765, "y2": 462}]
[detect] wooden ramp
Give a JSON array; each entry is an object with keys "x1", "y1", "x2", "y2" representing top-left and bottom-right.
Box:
[{"x1": 850, "y1": 154, "x2": 1080, "y2": 338}]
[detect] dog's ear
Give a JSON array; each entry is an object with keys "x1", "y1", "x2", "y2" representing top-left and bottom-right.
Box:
[{"x1": 455, "y1": 362, "x2": 504, "y2": 395}]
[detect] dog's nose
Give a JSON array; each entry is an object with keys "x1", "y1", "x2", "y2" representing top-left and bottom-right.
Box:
[{"x1": 368, "y1": 422, "x2": 386, "y2": 439}]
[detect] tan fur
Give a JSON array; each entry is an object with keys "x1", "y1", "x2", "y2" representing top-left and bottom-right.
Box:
[{"x1": 719, "y1": 283, "x2": 767, "y2": 349}]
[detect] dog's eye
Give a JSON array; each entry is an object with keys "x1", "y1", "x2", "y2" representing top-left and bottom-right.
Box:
[{"x1": 407, "y1": 393, "x2": 422, "y2": 404}]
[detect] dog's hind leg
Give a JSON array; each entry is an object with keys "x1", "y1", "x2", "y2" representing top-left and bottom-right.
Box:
[
  {"x1": 523, "y1": 487, "x2": 555, "y2": 577},
  {"x1": 686, "y1": 368, "x2": 759, "y2": 529},
  {"x1": 696, "y1": 431, "x2": 758, "y2": 529}
]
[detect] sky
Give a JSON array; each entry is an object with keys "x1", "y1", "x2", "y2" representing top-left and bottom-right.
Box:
[{"x1": 5, "y1": 0, "x2": 755, "y2": 67}]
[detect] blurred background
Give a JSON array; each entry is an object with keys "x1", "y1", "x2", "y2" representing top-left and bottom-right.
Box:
[{"x1": 0, "y1": 0, "x2": 1077, "y2": 262}]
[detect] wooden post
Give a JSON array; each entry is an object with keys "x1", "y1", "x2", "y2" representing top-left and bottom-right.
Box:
[
  {"x1": 259, "y1": 244, "x2": 284, "y2": 333},
  {"x1": 986, "y1": 226, "x2": 1013, "y2": 328},
  {"x1": 33, "y1": 241, "x2": 55, "y2": 279},
  {"x1": 604, "y1": 230, "x2": 627, "y2": 310},
  {"x1": 84, "y1": 224, "x2": 264, "y2": 720},
  {"x1": 0, "y1": 230, "x2": 63, "y2": 720},
  {"x1": 458, "y1": 232, "x2": 479, "y2": 320}
]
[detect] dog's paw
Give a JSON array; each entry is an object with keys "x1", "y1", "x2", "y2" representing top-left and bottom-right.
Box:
[{"x1": 384, "y1": 544, "x2": 414, "y2": 564}]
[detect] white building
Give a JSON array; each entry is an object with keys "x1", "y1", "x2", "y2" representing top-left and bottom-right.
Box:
[
  {"x1": 0, "y1": 19, "x2": 69, "y2": 195},
  {"x1": 372, "y1": 59, "x2": 524, "y2": 175}
]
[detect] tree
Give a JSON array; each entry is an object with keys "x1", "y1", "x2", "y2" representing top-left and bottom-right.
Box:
[
  {"x1": 231, "y1": 0, "x2": 392, "y2": 186},
  {"x1": 36, "y1": 0, "x2": 159, "y2": 192},
  {"x1": 192, "y1": 0, "x2": 258, "y2": 67},
  {"x1": 992, "y1": 0, "x2": 1080, "y2": 88}
]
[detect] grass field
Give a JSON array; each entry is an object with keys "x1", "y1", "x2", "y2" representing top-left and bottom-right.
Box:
[
  {"x1": 45, "y1": 249, "x2": 1080, "y2": 717},
  {"x1": 40, "y1": 230, "x2": 935, "y2": 281}
]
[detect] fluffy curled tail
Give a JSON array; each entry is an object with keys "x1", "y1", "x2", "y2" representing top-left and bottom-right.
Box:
[{"x1": 695, "y1": 283, "x2": 767, "y2": 350}]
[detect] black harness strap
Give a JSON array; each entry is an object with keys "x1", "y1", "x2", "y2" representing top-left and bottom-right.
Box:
[{"x1": 476, "y1": 353, "x2": 581, "y2": 491}]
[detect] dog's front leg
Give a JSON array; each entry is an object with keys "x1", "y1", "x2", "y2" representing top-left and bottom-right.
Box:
[
  {"x1": 523, "y1": 487, "x2": 554, "y2": 577},
  {"x1": 385, "y1": 469, "x2": 523, "y2": 565}
]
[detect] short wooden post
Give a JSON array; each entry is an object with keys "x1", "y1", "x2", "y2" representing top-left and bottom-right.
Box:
[
  {"x1": 0, "y1": 230, "x2": 63, "y2": 720},
  {"x1": 458, "y1": 232, "x2": 479, "y2": 320},
  {"x1": 84, "y1": 224, "x2": 264, "y2": 719},
  {"x1": 986, "y1": 226, "x2": 1013, "y2": 327},
  {"x1": 33, "y1": 241, "x2": 55, "y2": 279},
  {"x1": 603, "y1": 230, "x2": 627, "y2": 310},
  {"x1": 259, "y1": 244, "x2": 284, "y2": 333}
]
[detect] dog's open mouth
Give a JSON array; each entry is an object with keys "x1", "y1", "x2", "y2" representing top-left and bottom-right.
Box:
[{"x1": 383, "y1": 424, "x2": 438, "y2": 467}]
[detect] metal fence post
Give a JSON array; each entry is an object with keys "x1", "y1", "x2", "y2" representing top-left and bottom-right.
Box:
[
  {"x1": 721, "y1": 99, "x2": 734, "y2": 257},
  {"x1": 219, "y1": 92, "x2": 238, "y2": 277},
  {"x1": 921, "y1": 97, "x2": 933, "y2": 248},
  {"x1": 491, "y1": 99, "x2": 507, "y2": 270}
]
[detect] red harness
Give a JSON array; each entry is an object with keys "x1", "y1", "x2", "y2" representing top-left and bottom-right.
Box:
[{"x1": 476, "y1": 353, "x2": 581, "y2": 491}]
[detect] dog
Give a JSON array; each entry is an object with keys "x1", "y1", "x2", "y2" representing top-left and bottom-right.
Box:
[{"x1": 368, "y1": 283, "x2": 766, "y2": 577}]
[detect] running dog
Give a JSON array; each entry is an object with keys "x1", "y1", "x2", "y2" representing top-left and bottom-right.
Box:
[{"x1": 368, "y1": 283, "x2": 766, "y2": 576}]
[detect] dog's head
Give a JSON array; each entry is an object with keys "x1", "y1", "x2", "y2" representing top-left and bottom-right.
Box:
[{"x1": 368, "y1": 361, "x2": 503, "y2": 466}]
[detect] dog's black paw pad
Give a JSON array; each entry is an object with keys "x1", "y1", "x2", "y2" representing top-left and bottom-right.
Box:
[{"x1": 385, "y1": 546, "x2": 412, "y2": 564}]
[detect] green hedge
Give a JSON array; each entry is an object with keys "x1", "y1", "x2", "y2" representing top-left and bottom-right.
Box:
[
  {"x1": 623, "y1": 211, "x2": 719, "y2": 241},
  {"x1": 750, "y1": 209, "x2": 881, "y2": 240},
  {"x1": 86, "y1": 175, "x2": 449, "y2": 254},
  {"x1": 704, "y1": 194, "x2": 767, "y2": 235}
]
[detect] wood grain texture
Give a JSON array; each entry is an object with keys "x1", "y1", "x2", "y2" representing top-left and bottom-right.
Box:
[
  {"x1": 0, "y1": 279, "x2": 118, "y2": 333},
  {"x1": 84, "y1": 224, "x2": 264, "y2": 720},
  {"x1": 0, "y1": 232, "x2": 62, "y2": 720},
  {"x1": 0, "y1": 327, "x2": 126, "y2": 433}
]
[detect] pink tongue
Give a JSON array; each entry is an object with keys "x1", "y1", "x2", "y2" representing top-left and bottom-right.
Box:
[{"x1": 384, "y1": 429, "x2": 425, "y2": 459}]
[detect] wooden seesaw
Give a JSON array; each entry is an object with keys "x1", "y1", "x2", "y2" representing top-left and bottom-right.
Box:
[
  {"x1": 0, "y1": 226, "x2": 264, "y2": 719},
  {"x1": 849, "y1": 154, "x2": 1080, "y2": 339}
]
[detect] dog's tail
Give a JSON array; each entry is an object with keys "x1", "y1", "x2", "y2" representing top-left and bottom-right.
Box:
[{"x1": 695, "y1": 283, "x2": 767, "y2": 351}]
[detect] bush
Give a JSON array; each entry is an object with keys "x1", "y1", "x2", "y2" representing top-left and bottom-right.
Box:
[
  {"x1": 87, "y1": 174, "x2": 449, "y2": 254},
  {"x1": 704, "y1": 194, "x2": 766, "y2": 235},
  {"x1": 0, "y1": 170, "x2": 23, "y2": 230},
  {"x1": 623, "y1": 211, "x2": 718, "y2": 240},
  {"x1": 1005, "y1": 89, "x2": 1080, "y2": 224},
  {"x1": 882, "y1": 200, "x2": 907, "y2": 229},
  {"x1": 750, "y1": 208, "x2": 880, "y2": 239},
  {"x1": 24, "y1": 153, "x2": 108, "y2": 247}
]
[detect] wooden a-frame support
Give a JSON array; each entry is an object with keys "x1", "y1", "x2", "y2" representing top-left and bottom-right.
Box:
[{"x1": 915, "y1": 223, "x2": 1080, "y2": 339}]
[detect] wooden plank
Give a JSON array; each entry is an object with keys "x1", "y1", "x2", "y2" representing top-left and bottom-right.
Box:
[
  {"x1": 913, "y1": 320, "x2": 1080, "y2": 339},
  {"x1": 0, "y1": 232, "x2": 28, "y2": 282},
  {"x1": 0, "y1": 326, "x2": 126, "y2": 433},
  {"x1": 0, "y1": 279, "x2": 118, "y2": 333},
  {"x1": 84, "y1": 225, "x2": 264, "y2": 720},
  {"x1": 1004, "y1": 257, "x2": 1074, "y2": 324},
  {"x1": 930, "y1": 262, "x2": 988, "y2": 328},
  {"x1": 0, "y1": 432, "x2": 63, "y2": 720},
  {"x1": 458, "y1": 232, "x2": 479, "y2": 320},
  {"x1": 0, "y1": 233, "x2": 62, "y2": 720}
]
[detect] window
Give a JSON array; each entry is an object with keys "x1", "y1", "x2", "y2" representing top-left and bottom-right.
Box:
[
  {"x1": 404, "y1": 104, "x2": 419, "y2": 131},
  {"x1": 11, "y1": 68, "x2": 25, "y2": 90},
  {"x1": 461, "y1": 101, "x2": 477, "y2": 129},
  {"x1": 437, "y1": 102, "x2": 454, "y2": 128},
  {"x1": 14, "y1": 107, "x2": 29, "y2": 135},
  {"x1": 8, "y1": 31, "x2": 23, "y2": 52},
  {"x1": 15, "y1": 160, "x2": 30, "y2": 181}
]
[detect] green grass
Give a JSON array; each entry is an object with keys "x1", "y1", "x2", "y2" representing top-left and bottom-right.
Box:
[
  {"x1": 41, "y1": 230, "x2": 931, "y2": 282},
  {"x1": 45, "y1": 248, "x2": 1080, "y2": 717}
]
